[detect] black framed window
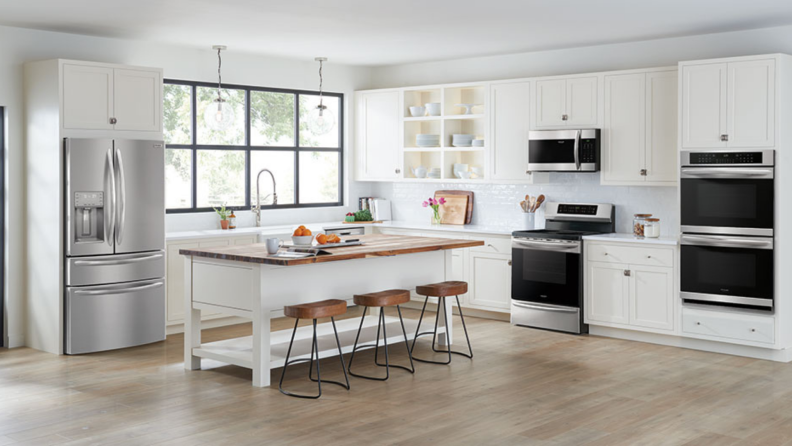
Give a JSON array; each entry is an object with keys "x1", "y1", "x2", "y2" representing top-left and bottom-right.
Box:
[{"x1": 163, "y1": 79, "x2": 343, "y2": 213}]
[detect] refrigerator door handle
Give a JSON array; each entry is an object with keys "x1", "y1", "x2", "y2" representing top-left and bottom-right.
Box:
[
  {"x1": 73, "y1": 281, "x2": 163, "y2": 296},
  {"x1": 104, "y1": 148, "x2": 116, "y2": 247},
  {"x1": 114, "y1": 146, "x2": 127, "y2": 246}
]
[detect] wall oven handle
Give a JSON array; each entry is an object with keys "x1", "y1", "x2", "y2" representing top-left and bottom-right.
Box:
[
  {"x1": 512, "y1": 301, "x2": 578, "y2": 313},
  {"x1": 74, "y1": 281, "x2": 164, "y2": 296},
  {"x1": 573, "y1": 129, "x2": 581, "y2": 170},
  {"x1": 73, "y1": 253, "x2": 164, "y2": 266},
  {"x1": 681, "y1": 234, "x2": 773, "y2": 250},
  {"x1": 680, "y1": 168, "x2": 774, "y2": 177}
]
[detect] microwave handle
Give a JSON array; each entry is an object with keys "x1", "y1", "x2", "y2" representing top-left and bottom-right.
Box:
[{"x1": 574, "y1": 129, "x2": 581, "y2": 170}]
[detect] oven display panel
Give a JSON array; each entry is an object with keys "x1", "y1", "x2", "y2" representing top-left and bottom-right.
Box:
[
  {"x1": 689, "y1": 152, "x2": 763, "y2": 164},
  {"x1": 558, "y1": 204, "x2": 598, "y2": 215}
]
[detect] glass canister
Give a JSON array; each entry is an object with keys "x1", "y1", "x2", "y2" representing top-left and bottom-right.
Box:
[
  {"x1": 633, "y1": 214, "x2": 652, "y2": 238},
  {"x1": 644, "y1": 218, "x2": 660, "y2": 238}
]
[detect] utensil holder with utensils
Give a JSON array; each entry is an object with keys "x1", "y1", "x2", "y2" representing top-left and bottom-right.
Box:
[{"x1": 520, "y1": 194, "x2": 545, "y2": 230}]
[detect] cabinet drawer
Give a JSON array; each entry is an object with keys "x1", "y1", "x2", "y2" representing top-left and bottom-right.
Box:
[
  {"x1": 682, "y1": 307, "x2": 774, "y2": 344},
  {"x1": 586, "y1": 243, "x2": 673, "y2": 268},
  {"x1": 470, "y1": 236, "x2": 511, "y2": 254}
]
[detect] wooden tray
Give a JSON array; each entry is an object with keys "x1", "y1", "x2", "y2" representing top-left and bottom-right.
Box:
[
  {"x1": 435, "y1": 190, "x2": 474, "y2": 224},
  {"x1": 341, "y1": 220, "x2": 383, "y2": 224}
]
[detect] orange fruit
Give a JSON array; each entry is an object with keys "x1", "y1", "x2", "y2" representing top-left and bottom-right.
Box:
[
  {"x1": 293, "y1": 228, "x2": 303, "y2": 237},
  {"x1": 316, "y1": 234, "x2": 327, "y2": 245},
  {"x1": 302, "y1": 229, "x2": 312, "y2": 236},
  {"x1": 299, "y1": 225, "x2": 306, "y2": 229}
]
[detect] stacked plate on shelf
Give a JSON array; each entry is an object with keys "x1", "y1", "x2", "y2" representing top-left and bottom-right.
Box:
[
  {"x1": 452, "y1": 134, "x2": 475, "y2": 147},
  {"x1": 472, "y1": 139, "x2": 484, "y2": 147},
  {"x1": 416, "y1": 134, "x2": 441, "y2": 147},
  {"x1": 427, "y1": 168, "x2": 441, "y2": 179}
]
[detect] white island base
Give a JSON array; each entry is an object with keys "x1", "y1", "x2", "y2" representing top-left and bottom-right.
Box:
[{"x1": 183, "y1": 250, "x2": 456, "y2": 387}]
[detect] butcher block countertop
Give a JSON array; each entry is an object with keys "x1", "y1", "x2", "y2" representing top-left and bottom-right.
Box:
[{"x1": 179, "y1": 234, "x2": 484, "y2": 266}]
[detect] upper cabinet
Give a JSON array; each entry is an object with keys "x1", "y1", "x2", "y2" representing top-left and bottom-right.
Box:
[
  {"x1": 681, "y1": 58, "x2": 775, "y2": 149},
  {"x1": 602, "y1": 69, "x2": 677, "y2": 186},
  {"x1": 534, "y1": 76, "x2": 598, "y2": 129},
  {"x1": 490, "y1": 81, "x2": 531, "y2": 181},
  {"x1": 355, "y1": 90, "x2": 401, "y2": 180},
  {"x1": 62, "y1": 61, "x2": 162, "y2": 132}
]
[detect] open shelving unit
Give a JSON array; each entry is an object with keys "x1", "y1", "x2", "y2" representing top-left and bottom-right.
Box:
[{"x1": 401, "y1": 84, "x2": 488, "y2": 181}]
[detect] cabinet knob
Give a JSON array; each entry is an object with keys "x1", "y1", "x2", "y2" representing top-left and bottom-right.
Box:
[
  {"x1": 647, "y1": 255, "x2": 651, "y2": 259},
  {"x1": 696, "y1": 322, "x2": 701, "y2": 325},
  {"x1": 508, "y1": 260, "x2": 512, "y2": 266},
  {"x1": 720, "y1": 134, "x2": 729, "y2": 142},
  {"x1": 109, "y1": 117, "x2": 117, "y2": 125},
  {"x1": 623, "y1": 270, "x2": 631, "y2": 277},
  {"x1": 562, "y1": 114, "x2": 568, "y2": 121},
  {"x1": 640, "y1": 169, "x2": 647, "y2": 176},
  {"x1": 395, "y1": 168, "x2": 401, "y2": 174},
  {"x1": 751, "y1": 328, "x2": 756, "y2": 332},
  {"x1": 603, "y1": 252, "x2": 608, "y2": 256}
]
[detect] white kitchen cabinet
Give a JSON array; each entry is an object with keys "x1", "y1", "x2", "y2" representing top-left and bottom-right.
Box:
[
  {"x1": 62, "y1": 62, "x2": 162, "y2": 132},
  {"x1": 490, "y1": 82, "x2": 531, "y2": 180},
  {"x1": 602, "y1": 69, "x2": 677, "y2": 186},
  {"x1": 585, "y1": 242, "x2": 676, "y2": 333},
  {"x1": 166, "y1": 235, "x2": 257, "y2": 326},
  {"x1": 534, "y1": 76, "x2": 598, "y2": 129},
  {"x1": 468, "y1": 252, "x2": 512, "y2": 310},
  {"x1": 356, "y1": 90, "x2": 401, "y2": 180},
  {"x1": 681, "y1": 58, "x2": 775, "y2": 149}
]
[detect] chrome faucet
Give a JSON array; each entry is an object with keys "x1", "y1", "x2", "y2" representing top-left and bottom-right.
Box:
[{"x1": 253, "y1": 168, "x2": 277, "y2": 227}]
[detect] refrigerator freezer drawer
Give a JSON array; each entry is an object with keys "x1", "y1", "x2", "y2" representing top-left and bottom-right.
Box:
[
  {"x1": 66, "y1": 251, "x2": 165, "y2": 286},
  {"x1": 65, "y1": 279, "x2": 166, "y2": 354}
]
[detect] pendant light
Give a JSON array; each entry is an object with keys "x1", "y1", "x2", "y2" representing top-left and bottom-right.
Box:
[
  {"x1": 203, "y1": 45, "x2": 235, "y2": 131},
  {"x1": 307, "y1": 57, "x2": 336, "y2": 135}
]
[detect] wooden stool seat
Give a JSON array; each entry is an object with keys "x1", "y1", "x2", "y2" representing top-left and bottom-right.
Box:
[
  {"x1": 283, "y1": 299, "x2": 347, "y2": 320},
  {"x1": 416, "y1": 281, "x2": 468, "y2": 297},
  {"x1": 353, "y1": 289, "x2": 410, "y2": 307}
]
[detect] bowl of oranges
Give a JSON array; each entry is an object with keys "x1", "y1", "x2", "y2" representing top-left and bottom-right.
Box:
[{"x1": 292, "y1": 226, "x2": 314, "y2": 246}]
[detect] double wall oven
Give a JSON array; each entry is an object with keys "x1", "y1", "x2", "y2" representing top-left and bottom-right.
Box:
[{"x1": 680, "y1": 150, "x2": 775, "y2": 311}]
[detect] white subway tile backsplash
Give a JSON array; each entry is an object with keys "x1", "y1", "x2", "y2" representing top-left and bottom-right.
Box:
[{"x1": 370, "y1": 173, "x2": 679, "y2": 236}]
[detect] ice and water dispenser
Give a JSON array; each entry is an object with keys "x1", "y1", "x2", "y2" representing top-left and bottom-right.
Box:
[{"x1": 73, "y1": 191, "x2": 106, "y2": 243}]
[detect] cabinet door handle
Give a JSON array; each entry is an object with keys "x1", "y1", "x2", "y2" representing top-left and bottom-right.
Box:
[
  {"x1": 640, "y1": 169, "x2": 647, "y2": 176},
  {"x1": 395, "y1": 168, "x2": 401, "y2": 174},
  {"x1": 109, "y1": 117, "x2": 117, "y2": 125},
  {"x1": 624, "y1": 270, "x2": 631, "y2": 277},
  {"x1": 508, "y1": 260, "x2": 512, "y2": 266},
  {"x1": 720, "y1": 134, "x2": 729, "y2": 142},
  {"x1": 562, "y1": 114, "x2": 568, "y2": 121}
]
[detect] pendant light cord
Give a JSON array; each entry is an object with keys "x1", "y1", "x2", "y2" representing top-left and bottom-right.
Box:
[
  {"x1": 217, "y1": 47, "x2": 223, "y2": 101},
  {"x1": 318, "y1": 59, "x2": 324, "y2": 108}
]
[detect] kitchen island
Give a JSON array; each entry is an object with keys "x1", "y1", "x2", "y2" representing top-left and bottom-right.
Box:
[{"x1": 180, "y1": 234, "x2": 484, "y2": 387}]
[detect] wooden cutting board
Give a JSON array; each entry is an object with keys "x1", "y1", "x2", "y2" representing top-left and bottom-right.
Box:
[
  {"x1": 436, "y1": 195, "x2": 469, "y2": 225},
  {"x1": 435, "y1": 190, "x2": 474, "y2": 224}
]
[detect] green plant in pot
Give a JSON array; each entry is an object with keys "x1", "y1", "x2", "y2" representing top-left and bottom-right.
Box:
[{"x1": 214, "y1": 203, "x2": 231, "y2": 230}]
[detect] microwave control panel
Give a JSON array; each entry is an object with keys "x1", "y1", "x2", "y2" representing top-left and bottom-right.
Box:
[
  {"x1": 580, "y1": 138, "x2": 598, "y2": 163},
  {"x1": 689, "y1": 152, "x2": 763, "y2": 165}
]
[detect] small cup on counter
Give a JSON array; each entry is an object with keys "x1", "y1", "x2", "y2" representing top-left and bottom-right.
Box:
[{"x1": 644, "y1": 218, "x2": 661, "y2": 238}]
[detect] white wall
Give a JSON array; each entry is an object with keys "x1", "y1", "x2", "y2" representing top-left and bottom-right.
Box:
[
  {"x1": 366, "y1": 25, "x2": 792, "y2": 236},
  {"x1": 0, "y1": 25, "x2": 373, "y2": 347}
]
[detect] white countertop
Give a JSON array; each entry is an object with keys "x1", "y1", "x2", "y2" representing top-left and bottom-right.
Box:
[
  {"x1": 166, "y1": 220, "x2": 513, "y2": 241},
  {"x1": 583, "y1": 233, "x2": 679, "y2": 246}
]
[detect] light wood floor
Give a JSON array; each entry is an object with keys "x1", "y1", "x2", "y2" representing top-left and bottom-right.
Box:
[{"x1": 2, "y1": 308, "x2": 792, "y2": 445}]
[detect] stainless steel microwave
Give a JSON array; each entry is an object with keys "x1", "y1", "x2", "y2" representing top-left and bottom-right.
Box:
[{"x1": 528, "y1": 129, "x2": 600, "y2": 172}]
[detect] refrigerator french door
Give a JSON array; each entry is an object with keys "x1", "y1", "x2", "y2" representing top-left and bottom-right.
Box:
[{"x1": 64, "y1": 138, "x2": 166, "y2": 354}]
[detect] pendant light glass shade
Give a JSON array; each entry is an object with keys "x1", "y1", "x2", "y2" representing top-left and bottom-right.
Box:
[
  {"x1": 203, "y1": 97, "x2": 235, "y2": 131},
  {"x1": 307, "y1": 104, "x2": 335, "y2": 135}
]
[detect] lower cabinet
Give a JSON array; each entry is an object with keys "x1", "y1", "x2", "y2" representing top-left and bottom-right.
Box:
[
  {"x1": 468, "y1": 252, "x2": 512, "y2": 310},
  {"x1": 166, "y1": 235, "x2": 257, "y2": 326},
  {"x1": 585, "y1": 242, "x2": 676, "y2": 333}
]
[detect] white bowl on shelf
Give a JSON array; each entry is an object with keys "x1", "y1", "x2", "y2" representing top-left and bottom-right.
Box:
[
  {"x1": 425, "y1": 102, "x2": 441, "y2": 116},
  {"x1": 409, "y1": 106, "x2": 426, "y2": 117},
  {"x1": 456, "y1": 171, "x2": 472, "y2": 179},
  {"x1": 455, "y1": 103, "x2": 477, "y2": 115}
]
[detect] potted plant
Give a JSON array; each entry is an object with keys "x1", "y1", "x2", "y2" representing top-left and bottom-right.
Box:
[
  {"x1": 213, "y1": 203, "x2": 231, "y2": 230},
  {"x1": 422, "y1": 197, "x2": 445, "y2": 225},
  {"x1": 345, "y1": 212, "x2": 355, "y2": 223}
]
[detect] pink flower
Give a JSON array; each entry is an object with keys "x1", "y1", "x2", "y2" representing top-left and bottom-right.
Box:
[
  {"x1": 422, "y1": 201, "x2": 428, "y2": 207},
  {"x1": 428, "y1": 198, "x2": 435, "y2": 205},
  {"x1": 438, "y1": 197, "x2": 446, "y2": 205}
]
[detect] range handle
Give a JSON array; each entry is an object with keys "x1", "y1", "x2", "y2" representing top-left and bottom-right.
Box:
[
  {"x1": 512, "y1": 238, "x2": 581, "y2": 253},
  {"x1": 512, "y1": 301, "x2": 579, "y2": 313}
]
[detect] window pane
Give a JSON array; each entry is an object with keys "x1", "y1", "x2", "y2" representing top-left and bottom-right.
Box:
[
  {"x1": 299, "y1": 94, "x2": 340, "y2": 148},
  {"x1": 165, "y1": 149, "x2": 192, "y2": 209},
  {"x1": 299, "y1": 151, "x2": 339, "y2": 204},
  {"x1": 251, "y1": 91, "x2": 295, "y2": 146},
  {"x1": 196, "y1": 150, "x2": 245, "y2": 208},
  {"x1": 197, "y1": 87, "x2": 246, "y2": 145},
  {"x1": 250, "y1": 151, "x2": 295, "y2": 206},
  {"x1": 164, "y1": 84, "x2": 192, "y2": 145}
]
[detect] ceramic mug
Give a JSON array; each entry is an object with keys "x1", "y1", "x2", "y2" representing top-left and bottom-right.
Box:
[{"x1": 265, "y1": 237, "x2": 283, "y2": 255}]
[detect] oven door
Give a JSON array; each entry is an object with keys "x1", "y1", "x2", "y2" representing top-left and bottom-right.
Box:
[
  {"x1": 528, "y1": 130, "x2": 579, "y2": 172},
  {"x1": 680, "y1": 167, "x2": 774, "y2": 236},
  {"x1": 681, "y1": 234, "x2": 774, "y2": 311},
  {"x1": 511, "y1": 238, "x2": 581, "y2": 308}
]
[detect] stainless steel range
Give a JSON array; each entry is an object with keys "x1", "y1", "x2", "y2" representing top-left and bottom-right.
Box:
[{"x1": 511, "y1": 202, "x2": 615, "y2": 334}]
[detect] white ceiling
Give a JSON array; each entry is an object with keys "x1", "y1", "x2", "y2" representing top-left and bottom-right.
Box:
[{"x1": 2, "y1": 0, "x2": 792, "y2": 66}]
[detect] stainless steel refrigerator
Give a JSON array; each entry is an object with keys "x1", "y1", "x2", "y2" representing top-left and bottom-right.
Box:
[{"x1": 64, "y1": 138, "x2": 166, "y2": 354}]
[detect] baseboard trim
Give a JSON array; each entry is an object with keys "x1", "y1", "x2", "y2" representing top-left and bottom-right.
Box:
[
  {"x1": 167, "y1": 316, "x2": 250, "y2": 335},
  {"x1": 590, "y1": 325, "x2": 792, "y2": 363},
  {"x1": 401, "y1": 300, "x2": 510, "y2": 322},
  {"x1": 6, "y1": 333, "x2": 25, "y2": 349}
]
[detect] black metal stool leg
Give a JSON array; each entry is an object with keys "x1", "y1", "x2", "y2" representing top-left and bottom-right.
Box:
[
  {"x1": 349, "y1": 306, "x2": 413, "y2": 380},
  {"x1": 410, "y1": 296, "x2": 430, "y2": 355},
  {"x1": 331, "y1": 317, "x2": 351, "y2": 390},
  {"x1": 397, "y1": 305, "x2": 416, "y2": 373},
  {"x1": 411, "y1": 295, "x2": 473, "y2": 364},
  {"x1": 454, "y1": 295, "x2": 473, "y2": 359},
  {"x1": 279, "y1": 318, "x2": 322, "y2": 399},
  {"x1": 308, "y1": 317, "x2": 352, "y2": 390}
]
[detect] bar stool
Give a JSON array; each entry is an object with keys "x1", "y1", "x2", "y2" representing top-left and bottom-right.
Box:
[
  {"x1": 347, "y1": 289, "x2": 415, "y2": 380},
  {"x1": 279, "y1": 299, "x2": 350, "y2": 399},
  {"x1": 411, "y1": 281, "x2": 473, "y2": 364}
]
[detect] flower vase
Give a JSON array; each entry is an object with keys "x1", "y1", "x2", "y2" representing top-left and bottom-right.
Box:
[{"x1": 431, "y1": 212, "x2": 442, "y2": 225}]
